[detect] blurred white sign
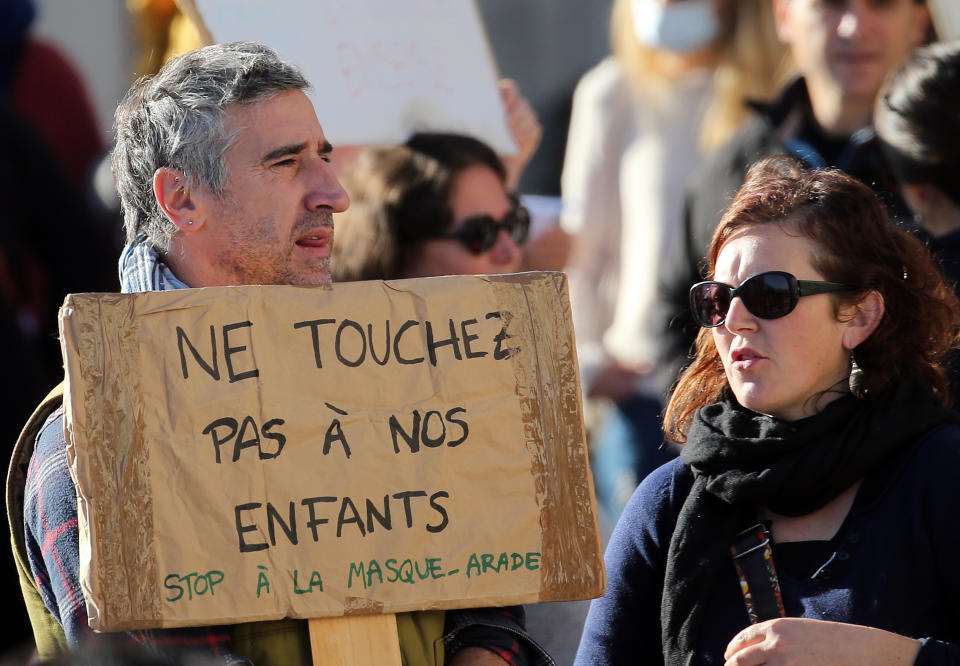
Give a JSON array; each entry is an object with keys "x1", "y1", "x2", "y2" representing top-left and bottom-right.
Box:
[{"x1": 185, "y1": 0, "x2": 515, "y2": 152}]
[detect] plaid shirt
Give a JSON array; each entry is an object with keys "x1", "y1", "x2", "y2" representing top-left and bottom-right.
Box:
[
  {"x1": 23, "y1": 238, "x2": 553, "y2": 665},
  {"x1": 24, "y1": 407, "x2": 248, "y2": 663}
]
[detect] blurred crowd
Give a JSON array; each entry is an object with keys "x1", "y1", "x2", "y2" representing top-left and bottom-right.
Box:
[{"x1": 5, "y1": 0, "x2": 960, "y2": 664}]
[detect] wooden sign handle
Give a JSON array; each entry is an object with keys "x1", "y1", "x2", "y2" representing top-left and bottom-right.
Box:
[{"x1": 308, "y1": 613, "x2": 401, "y2": 665}]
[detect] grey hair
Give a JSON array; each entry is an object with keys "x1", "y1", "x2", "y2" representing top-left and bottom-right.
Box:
[{"x1": 112, "y1": 41, "x2": 309, "y2": 250}]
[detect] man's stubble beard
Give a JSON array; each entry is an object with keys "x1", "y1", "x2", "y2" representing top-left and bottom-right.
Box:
[{"x1": 216, "y1": 208, "x2": 334, "y2": 287}]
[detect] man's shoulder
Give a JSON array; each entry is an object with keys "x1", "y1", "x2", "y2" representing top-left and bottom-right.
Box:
[
  {"x1": 31, "y1": 407, "x2": 67, "y2": 466},
  {"x1": 685, "y1": 80, "x2": 810, "y2": 225},
  {"x1": 23, "y1": 406, "x2": 71, "y2": 518},
  {"x1": 684, "y1": 113, "x2": 787, "y2": 256},
  {"x1": 10, "y1": 384, "x2": 66, "y2": 518},
  {"x1": 692, "y1": 113, "x2": 784, "y2": 192},
  {"x1": 18, "y1": 400, "x2": 69, "y2": 530},
  {"x1": 14, "y1": 382, "x2": 67, "y2": 460}
]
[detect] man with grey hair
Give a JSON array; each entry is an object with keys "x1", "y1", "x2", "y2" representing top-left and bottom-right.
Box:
[{"x1": 10, "y1": 42, "x2": 549, "y2": 666}]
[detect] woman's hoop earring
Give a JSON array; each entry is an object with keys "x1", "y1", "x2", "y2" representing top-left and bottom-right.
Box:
[{"x1": 849, "y1": 354, "x2": 866, "y2": 398}]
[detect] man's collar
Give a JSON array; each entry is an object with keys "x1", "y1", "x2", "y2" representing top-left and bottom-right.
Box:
[
  {"x1": 118, "y1": 236, "x2": 190, "y2": 294},
  {"x1": 746, "y1": 77, "x2": 812, "y2": 134}
]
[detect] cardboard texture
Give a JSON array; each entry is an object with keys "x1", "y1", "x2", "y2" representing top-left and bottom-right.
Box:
[
  {"x1": 59, "y1": 273, "x2": 604, "y2": 631},
  {"x1": 175, "y1": 0, "x2": 515, "y2": 153}
]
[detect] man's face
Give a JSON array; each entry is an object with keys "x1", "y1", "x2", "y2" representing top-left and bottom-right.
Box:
[
  {"x1": 195, "y1": 89, "x2": 349, "y2": 287},
  {"x1": 775, "y1": 0, "x2": 929, "y2": 106}
]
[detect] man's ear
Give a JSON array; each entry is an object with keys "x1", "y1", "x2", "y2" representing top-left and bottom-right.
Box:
[
  {"x1": 153, "y1": 168, "x2": 202, "y2": 232},
  {"x1": 843, "y1": 290, "x2": 885, "y2": 351}
]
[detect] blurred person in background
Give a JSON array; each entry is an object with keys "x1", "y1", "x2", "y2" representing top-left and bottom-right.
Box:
[
  {"x1": 328, "y1": 80, "x2": 564, "y2": 276},
  {"x1": 660, "y1": 0, "x2": 932, "y2": 395},
  {"x1": 333, "y1": 133, "x2": 527, "y2": 281},
  {"x1": 560, "y1": 0, "x2": 787, "y2": 522},
  {"x1": 1, "y1": 3, "x2": 118, "y2": 655},
  {"x1": 0, "y1": 0, "x2": 118, "y2": 365},
  {"x1": 875, "y1": 39, "x2": 960, "y2": 402},
  {"x1": 0, "y1": 1, "x2": 119, "y2": 399},
  {"x1": 1, "y1": 0, "x2": 105, "y2": 186}
]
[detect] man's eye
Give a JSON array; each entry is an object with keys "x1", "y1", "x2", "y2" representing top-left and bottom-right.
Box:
[
  {"x1": 273, "y1": 158, "x2": 296, "y2": 167},
  {"x1": 321, "y1": 155, "x2": 332, "y2": 164}
]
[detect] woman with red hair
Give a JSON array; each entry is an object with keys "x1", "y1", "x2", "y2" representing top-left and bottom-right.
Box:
[{"x1": 576, "y1": 156, "x2": 960, "y2": 665}]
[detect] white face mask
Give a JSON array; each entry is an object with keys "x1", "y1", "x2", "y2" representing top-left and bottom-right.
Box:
[{"x1": 630, "y1": 0, "x2": 721, "y2": 53}]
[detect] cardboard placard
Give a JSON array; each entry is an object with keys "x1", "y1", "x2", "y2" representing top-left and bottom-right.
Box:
[
  {"x1": 59, "y1": 273, "x2": 603, "y2": 631},
  {"x1": 176, "y1": 0, "x2": 515, "y2": 153}
]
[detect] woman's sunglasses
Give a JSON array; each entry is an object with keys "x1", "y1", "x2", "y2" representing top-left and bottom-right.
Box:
[
  {"x1": 441, "y1": 202, "x2": 530, "y2": 256},
  {"x1": 689, "y1": 270, "x2": 853, "y2": 328}
]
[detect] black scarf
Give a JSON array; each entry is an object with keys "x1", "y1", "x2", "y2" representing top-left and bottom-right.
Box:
[{"x1": 661, "y1": 377, "x2": 959, "y2": 665}]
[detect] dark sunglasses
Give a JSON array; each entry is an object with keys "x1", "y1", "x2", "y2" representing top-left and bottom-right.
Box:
[
  {"x1": 441, "y1": 202, "x2": 530, "y2": 256},
  {"x1": 689, "y1": 270, "x2": 853, "y2": 328}
]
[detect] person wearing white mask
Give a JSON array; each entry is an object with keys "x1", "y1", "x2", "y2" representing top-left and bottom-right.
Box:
[
  {"x1": 630, "y1": 0, "x2": 723, "y2": 54},
  {"x1": 560, "y1": 0, "x2": 786, "y2": 524}
]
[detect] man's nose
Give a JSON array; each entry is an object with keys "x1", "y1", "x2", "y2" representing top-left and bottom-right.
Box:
[{"x1": 305, "y1": 161, "x2": 350, "y2": 213}]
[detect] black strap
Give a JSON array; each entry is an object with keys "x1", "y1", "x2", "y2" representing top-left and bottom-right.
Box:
[{"x1": 730, "y1": 522, "x2": 786, "y2": 623}]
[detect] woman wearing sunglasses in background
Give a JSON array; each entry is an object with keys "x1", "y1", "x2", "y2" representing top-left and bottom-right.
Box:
[
  {"x1": 332, "y1": 132, "x2": 528, "y2": 281},
  {"x1": 575, "y1": 155, "x2": 960, "y2": 665}
]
